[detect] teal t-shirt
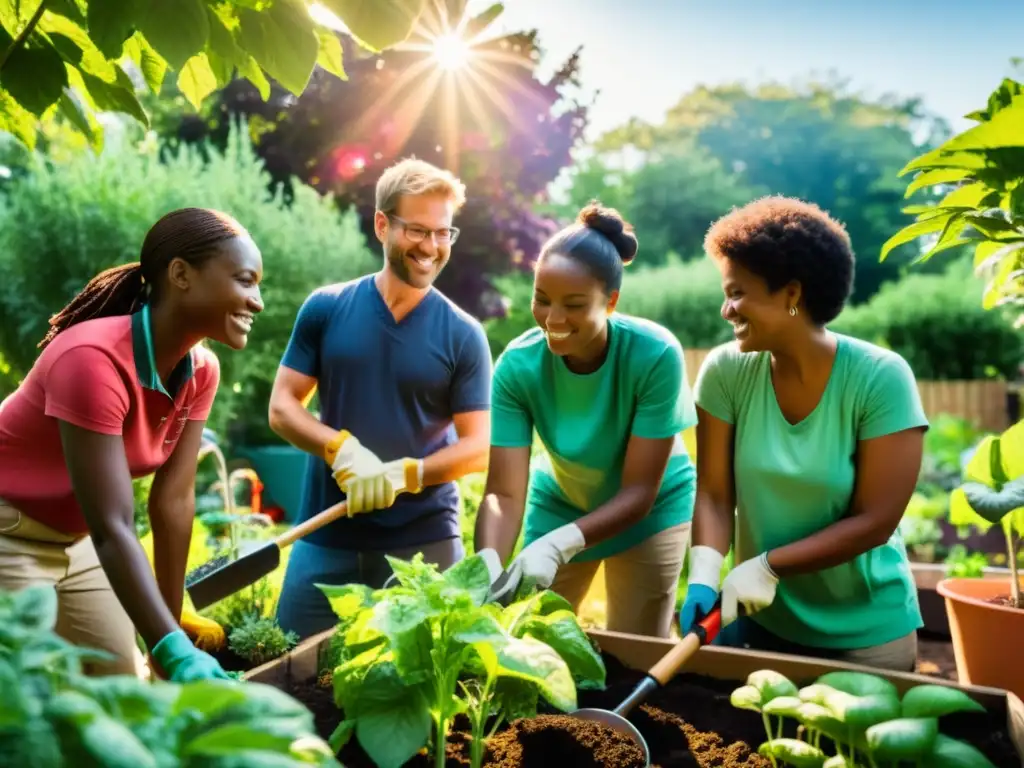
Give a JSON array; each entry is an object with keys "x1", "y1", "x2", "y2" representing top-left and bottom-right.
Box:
[
  {"x1": 694, "y1": 333, "x2": 928, "y2": 649},
  {"x1": 491, "y1": 314, "x2": 698, "y2": 563}
]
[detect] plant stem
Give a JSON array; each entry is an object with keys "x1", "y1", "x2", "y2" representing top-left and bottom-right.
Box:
[
  {"x1": 761, "y1": 714, "x2": 778, "y2": 768},
  {"x1": 0, "y1": 0, "x2": 47, "y2": 73},
  {"x1": 1007, "y1": 525, "x2": 1021, "y2": 608}
]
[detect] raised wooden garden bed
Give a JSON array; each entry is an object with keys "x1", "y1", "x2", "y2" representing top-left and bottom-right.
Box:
[
  {"x1": 245, "y1": 626, "x2": 1024, "y2": 767},
  {"x1": 912, "y1": 562, "x2": 1012, "y2": 639}
]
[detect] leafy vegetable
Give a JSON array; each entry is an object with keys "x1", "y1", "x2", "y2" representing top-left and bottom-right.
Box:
[
  {"x1": 0, "y1": 584, "x2": 340, "y2": 767},
  {"x1": 317, "y1": 552, "x2": 605, "y2": 768},
  {"x1": 731, "y1": 668, "x2": 998, "y2": 767}
]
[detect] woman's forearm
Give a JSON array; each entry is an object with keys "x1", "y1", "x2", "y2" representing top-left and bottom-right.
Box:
[
  {"x1": 691, "y1": 490, "x2": 734, "y2": 555},
  {"x1": 149, "y1": 498, "x2": 195, "y2": 622},
  {"x1": 767, "y1": 513, "x2": 889, "y2": 578},
  {"x1": 91, "y1": 522, "x2": 180, "y2": 649},
  {"x1": 474, "y1": 492, "x2": 524, "y2": 563},
  {"x1": 574, "y1": 484, "x2": 656, "y2": 546}
]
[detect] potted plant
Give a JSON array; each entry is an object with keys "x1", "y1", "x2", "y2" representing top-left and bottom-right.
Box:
[{"x1": 937, "y1": 419, "x2": 1024, "y2": 695}]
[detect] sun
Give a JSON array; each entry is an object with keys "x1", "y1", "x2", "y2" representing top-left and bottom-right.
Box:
[{"x1": 432, "y1": 33, "x2": 471, "y2": 71}]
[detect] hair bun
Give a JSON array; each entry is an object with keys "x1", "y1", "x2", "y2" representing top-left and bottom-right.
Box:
[{"x1": 577, "y1": 201, "x2": 638, "y2": 264}]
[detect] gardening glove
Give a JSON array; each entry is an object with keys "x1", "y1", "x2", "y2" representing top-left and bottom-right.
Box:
[
  {"x1": 506, "y1": 523, "x2": 586, "y2": 591},
  {"x1": 323, "y1": 430, "x2": 386, "y2": 492},
  {"x1": 680, "y1": 545, "x2": 724, "y2": 633},
  {"x1": 180, "y1": 608, "x2": 226, "y2": 652},
  {"x1": 343, "y1": 457, "x2": 424, "y2": 515},
  {"x1": 720, "y1": 552, "x2": 779, "y2": 627},
  {"x1": 151, "y1": 629, "x2": 232, "y2": 683}
]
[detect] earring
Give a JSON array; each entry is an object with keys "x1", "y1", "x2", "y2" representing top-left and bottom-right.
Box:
[{"x1": 789, "y1": 306, "x2": 798, "y2": 317}]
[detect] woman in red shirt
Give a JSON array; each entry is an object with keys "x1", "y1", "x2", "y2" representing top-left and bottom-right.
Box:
[{"x1": 0, "y1": 207, "x2": 264, "y2": 681}]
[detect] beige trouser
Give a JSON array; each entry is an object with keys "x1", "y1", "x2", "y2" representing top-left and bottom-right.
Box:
[
  {"x1": 550, "y1": 521, "x2": 690, "y2": 639},
  {"x1": 0, "y1": 501, "x2": 145, "y2": 677}
]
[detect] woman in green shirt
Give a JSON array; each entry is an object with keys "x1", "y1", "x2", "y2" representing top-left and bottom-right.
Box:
[
  {"x1": 474, "y1": 203, "x2": 698, "y2": 638},
  {"x1": 679, "y1": 196, "x2": 928, "y2": 671}
]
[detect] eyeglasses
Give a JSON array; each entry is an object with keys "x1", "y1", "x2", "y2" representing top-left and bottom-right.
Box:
[{"x1": 387, "y1": 214, "x2": 460, "y2": 246}]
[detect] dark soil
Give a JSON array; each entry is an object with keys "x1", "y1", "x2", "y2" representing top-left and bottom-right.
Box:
[
  {"x1": 915, "y1": 637, "x2": 959, "y2": 681},
  {"x1": 485, "y1": 714, "x2": 646, "y2": 768},
  {"x1": 274, "y1": 643, "x2": 1020, "y2": 767},
  {"x1": 986, "y1": 594, "x2": 1024, "y2": 609},
  {"x1": 210, "y1": 645, "x2": 253, "y2": 673}
]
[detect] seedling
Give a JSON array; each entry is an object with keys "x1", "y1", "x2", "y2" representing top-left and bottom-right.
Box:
[
  {"x1": 317, "y1": 552, "x2": 605, "y2": 768},
  {"x1": 949, "y1": 419, "x2": 1024, "y2": 607},
  {"x1": 731, "y1": 668, "x2": 996, "y2": 767}
]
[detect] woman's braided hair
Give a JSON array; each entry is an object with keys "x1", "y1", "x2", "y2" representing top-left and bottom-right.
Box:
[{"x1": 39, "y1": 208, "x2": 246, "y2": 350}]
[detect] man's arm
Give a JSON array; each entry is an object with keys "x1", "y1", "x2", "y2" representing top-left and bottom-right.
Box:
[
  {"x1": 268, "y1": 365, "x2": 337, "y2": 458},
  {"x1": 148, "y1": 419, "x2": 207, "y2": 622},
  {"x1": 767, "y1": 428, "x2": 924, "y2": 577},
  {"x1": 474, "y1": 445, "x2": 531, "y2": 563},
  {"x1": 421, "y1": 409, "x2": 490, "y2": 485}
]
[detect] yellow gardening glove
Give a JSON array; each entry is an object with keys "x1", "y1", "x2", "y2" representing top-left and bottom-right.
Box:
[
  {"x1": 342, "y1": 457, "x2": 424, "y2": 515},
  {"x1": 323, "y1": 430, "x2": 386, "y2": 491},
  {"x1": 180, "y1": 608, "x2": 226, "y2": 652}
]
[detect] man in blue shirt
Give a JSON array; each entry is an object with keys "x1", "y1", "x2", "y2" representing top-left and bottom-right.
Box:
[{"x1": 268, "y1": 158, "x2": 492, "y2": 639}]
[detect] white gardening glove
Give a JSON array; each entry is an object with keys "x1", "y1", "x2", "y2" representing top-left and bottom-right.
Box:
[
  {"x1": 323, "y1": 431, "x2": 389, "y2": 514},
  {"x1": 507, "y1": 523, "x2": 586, "y2": 591},
  {"x1": 342, "y1": 456, "x2": 425, "y2": 516},
  {"x1": 720, "y1": 552, "x2": 779, "y2": 626}
]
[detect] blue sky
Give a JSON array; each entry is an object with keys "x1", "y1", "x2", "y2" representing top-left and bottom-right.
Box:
[{"x1": 489, "y1": 0, "x2": 1024, "y2": 140}]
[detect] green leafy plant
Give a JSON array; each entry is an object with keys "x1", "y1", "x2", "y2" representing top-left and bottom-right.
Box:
[
  {"x1": 731, "y1": 668, "x2": 996, "y2": 767},
  {"x1": 949, "y1": 419, "x2": 1024, "y2": 607},
  {"x1": 317, "y1": 552, "x2": 606, "y2": 768},
  {"x1": 0, "y1": 0, "x2": 431, "y2": 150},
  {"x1": 0, "y1": 583, "x2": 341, "y2": 767},
  {"x1": 943, "y1": 544, "x2": 990, "y2": 579},
  {"x1": 228, "y1": 614, "x2": 299, "y2": 667},
  {"x1": 884, "y1": 76, "x2": 1024, "y2": 325}
]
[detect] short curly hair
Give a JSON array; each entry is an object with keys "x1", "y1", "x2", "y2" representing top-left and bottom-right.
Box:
[{"x1": 704, "y1": 196, "x2": 855, "y2": 325}]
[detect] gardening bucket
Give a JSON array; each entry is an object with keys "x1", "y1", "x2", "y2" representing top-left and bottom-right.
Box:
[{"x1": 937, "y1": 576, "x2": 1024, "y2": 697}]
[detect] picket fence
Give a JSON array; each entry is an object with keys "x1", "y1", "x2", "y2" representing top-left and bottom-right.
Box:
[{"x1": 682, "y1": 349, "x2": 1014, "y2": 433}]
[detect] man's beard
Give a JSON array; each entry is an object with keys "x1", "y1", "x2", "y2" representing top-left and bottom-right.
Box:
[{"x1": 386, "y1": 241, "x2": 444, "y2": 287}]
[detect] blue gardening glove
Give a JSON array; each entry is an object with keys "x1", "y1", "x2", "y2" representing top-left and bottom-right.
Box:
[
  {"x1": 151, "y1": 629, "x2": 232, "y2": 683},
  {"x1": 679, "y1": 583, "x2": 719, "y2": 635}
]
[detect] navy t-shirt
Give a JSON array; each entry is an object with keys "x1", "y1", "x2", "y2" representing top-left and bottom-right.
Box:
[{"x1": 279, "y1": 274, "x2": 492, "y2": 549}]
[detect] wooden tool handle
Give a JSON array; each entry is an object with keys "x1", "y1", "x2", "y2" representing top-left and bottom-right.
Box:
[
  {"x1": 648, "y1": 606, "x2": 722, "y2": 685},
  {"x1": 274, "y1": 500, "x2": 349, "y2": 548}
]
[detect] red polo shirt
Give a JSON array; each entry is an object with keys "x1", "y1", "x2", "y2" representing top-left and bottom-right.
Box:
[{"x1": 0, "y1": 305, "x2": 220, "y2": 536}]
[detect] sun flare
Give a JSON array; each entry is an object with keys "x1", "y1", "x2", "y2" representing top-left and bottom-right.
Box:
[{"x1": 432, "y1": 33, "x2": 472, "y2": 71}]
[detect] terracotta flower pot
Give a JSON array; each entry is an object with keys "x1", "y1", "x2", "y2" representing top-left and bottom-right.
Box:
[{"x1": 937, "y1": 576, "x2": 1024, "y2": 696}]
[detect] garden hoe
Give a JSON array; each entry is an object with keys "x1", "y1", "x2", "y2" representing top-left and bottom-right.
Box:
[
  {"x1": 568, "y1": 602, "x2": 727, "y2": 767},
  {"x1": 185, "y1": 499, "x2": 351, "y2": 611}
]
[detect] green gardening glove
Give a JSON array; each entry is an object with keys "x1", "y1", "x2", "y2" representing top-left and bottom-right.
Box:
[{"x1": 151, "y1": 629, "x2": 232, "y2": 683}]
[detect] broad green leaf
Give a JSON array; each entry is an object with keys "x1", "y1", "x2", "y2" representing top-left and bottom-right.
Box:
[
  {"x1": 949, "y1": 486, "x2": 994, "y2": 532},
  {"x1": 237, "y1": 0, "x2": 318, "y2": 97},
  {"x1": 965, "y1": 209, "x2": 1024, "y2": 240},
  {"x1": 1000, "y1": 419, "x2": 1024, "y2": 478},
  {"x1": 76, "y1": 66, "x2": 148, "y2": 125},
  {"x1": 904, "y1": 167, "x2": 977, "y2": 197},
  {"x1": 321, "y1": 0, "x2": 425, "y2": 52},
  {"x1": 177, "y1": 53, "x2": 218, "y2": 110},
  {"x1": 518, "y1": 609, "x2": 606, "y2": 689},
  {"x1": 372, "y1": 593, "x2": 431, "y2": 637},
  {"x1": 881, "y1": 211, "x2": 955, "y2": 261},
  {"x1": 86, "y1": 0, "x2": 137, "y2": 59},
  {"x1": 442, "y1": 552, "x2": 493, "y2": 605},
  {"x1": 762, "y1": 695, "x2": 804, "y2": 719},
  {"x1": 973, "y1": 239, "x2": 1021, "y2": 271},
  {"x1": 944, "y1": 99, "x2": 1024, "y2": 151},
  {"x1": 822, "y1": 756, "x2": 854, "y2": 768},
  {"x1": 757, "y1": 738, "x2": 826, "y2": 768},
  {"x1": 236, "y1": 54, "x2": 271, "y2": 100},
  {"x1": 0, "y1": 89, "x2": 36, "y2": 148},
  {"x1": 184, "y1": 723, "x2": 298, "y2": 756},
  {"x1": 798, "y1": 684, "x2": 834, "y2": 705},
  {"x1": 453, "y1": 611, "x2": 507, "y2": 645},
  {"x1": 493, "y1": 635, "x2": 576, "y2": 712},
  {"x1": 45, "y1": 692, "x2": 158, "y2": 768},
  {"x1": 964, "y1": 436, "x2": 999, "y2": 486},
  {"x1": 938, "y1": 181, "x2": 1000, "y2": 210},
  {"x1": 899, "y1": 147, "x2": 990, "y2": 177},
  {"x1": 349, "y1": 662, "x2": 431, "y2": 768},
  {"x1": 315, "y1": 28, "x2": 345, "y2": 79},
  {"x1": 796, "y1": 702, "x2": 846, "y2": 742},
  {"x1": 823, "y1": 690, "x2": 901, "y2": 730},
  {"x1": 493, "y1": 677, "x2": 540, "y2": 721},
  {"x1": 135, "y1": 0, "x2": 209, "y2": 71},
  {"x1": 816, "y1": 671, "x2": 898, "y2": 699},
  {"x1": 328, "y1": 718, "x2": 355, "y2": 753},
  {"x1": 746, "y1": 669, "x2": 798, "y2": 703},
  {"x1": 927, "y1": 733, "x2": 999, "y2": 768},
  {"x1": 39, "y1": 12, "x2": 118, "y2": 82},
  {"x1": 963, "y1": 478, "x2": 1024, "y2": 524},
  {"x1": 317, "y1": 582, "x2": 373, "y2": 620},
  {"x1": 730, "y1": 684, "x2": 762, "y2": 712},
  {"x1": 0, "y1": 30, "x2": 68, "y2": 115},
  {"x1": 866, "y1": 717, "x2": 938, "y2": 760},
  {"x1": 123, "y1": 34, "x2": 167, "y2": 93},
  {"x1": 901, "y1": 685, "x2": 986, "y2": 718}
]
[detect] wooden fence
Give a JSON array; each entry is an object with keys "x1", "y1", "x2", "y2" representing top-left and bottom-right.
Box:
[{"x1": 682, "y1": 349, "x2": 1014, "y2": 433}]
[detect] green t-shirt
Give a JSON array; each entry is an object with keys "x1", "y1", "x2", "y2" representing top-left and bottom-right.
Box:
[
  {"x1": 694, "y1": 333, "x2": 928, "y2": 649},
  {"x1": 491, "y1": 314, "x2": 698, "y2": 563}
]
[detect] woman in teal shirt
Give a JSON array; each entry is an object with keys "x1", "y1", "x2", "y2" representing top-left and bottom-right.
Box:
[
  {"x1": 680, "y1": 196, "x2": 928, "y2": 671},
  {"x1": 474, "y1": 203, "x2": 697, "y2": 638}
]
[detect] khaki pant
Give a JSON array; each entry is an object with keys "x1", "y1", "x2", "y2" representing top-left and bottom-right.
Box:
[
  {"x1": 550, "y1": 522, "x2": 690, "y2": 639},
  {"x1": 0, "y1": 501, "x2": 145, "y2": 677}
]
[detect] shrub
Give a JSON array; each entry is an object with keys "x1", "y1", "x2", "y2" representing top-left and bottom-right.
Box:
[
  {"x1": 831, "y1": 262, "x2": 1022, "y2": 380},
  {"x1": 0, "y1": 121, "x2": 376, "y2": 443}
]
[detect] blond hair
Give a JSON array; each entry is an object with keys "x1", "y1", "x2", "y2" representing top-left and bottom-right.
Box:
[{"x1": 375, "y1": 157, "x2": 467, "y2": 215}]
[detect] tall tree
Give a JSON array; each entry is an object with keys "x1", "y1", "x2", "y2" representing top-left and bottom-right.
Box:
[{"x1": 166, "y1": 2, "x2": 588, "y2": 317}]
